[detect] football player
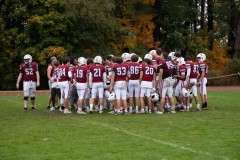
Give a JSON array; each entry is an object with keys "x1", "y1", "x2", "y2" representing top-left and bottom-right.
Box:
[
  {"x1": 49, "y1": 60, "x2": 61, "y2": 111},
  {"x1": 69, "y1": 56, "x2": 78, "y2": 110},
  {"x1": 197, "y1": 53, "x2": 208, "y2": 109},
  {"x1": 89, "y1": 56, "x2": 106, "y2": 113},
  {"x1": 16, "y1": 54, "x2": 40, "y2": 111},
  {"x1": 157, "y1": 52, "x2": 175, "y2": 114},
  {"x1": 139, "y1": 54, "x2": 156, "y2": 113},
  {"x1": 110, "y1": 57, "x2": 129, "y2": 114},
  {"x1": 127, "y1": 54, "x2": 141, "y2": 113},
  {"x1": 185, "y1": 56, "x2": 201, "y2": 111},
  {"x1": 58, "y1": 57, "x2": 72, "y2": 114},
  {"x1": 73, "y1": 57, "x2": 89, "y2": 114},
  {"x1": 46, "y1": 56, "x2": 58, "y2": 109},
  {"x1": 174, "y1": 57, "x2": 189, "y2": 111}
]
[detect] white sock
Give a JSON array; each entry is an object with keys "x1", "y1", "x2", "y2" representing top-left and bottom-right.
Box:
[
  {"x1": 136, "y1": 106, "x2": 138, "y2": 111},
  {"x1": 24, "y1": 100, "x2": 27, "y2": 108},
  {"x1": 100, "y1": 105, "x2": 103, "y2": 111},
  {"x1": 129, "y1": 106, "x2": 132, "y2": 111},
  {"x1": 90, "y1": 104, "x2": 93, "y2": 110},
  {"x1": 145, "y1": 106, "x2": 148, "y2": 112},
  {"x1": 78, "y1": 108, "x2": 82, "y2": 111}
]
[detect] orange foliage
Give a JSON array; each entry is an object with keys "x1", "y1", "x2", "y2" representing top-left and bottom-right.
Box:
[
  {"x1": 206, "y1": 41, "x2": 230, "y2": 71},
  {"x1": 117, "y1": 14, "x2": 155, "y2": 52}
]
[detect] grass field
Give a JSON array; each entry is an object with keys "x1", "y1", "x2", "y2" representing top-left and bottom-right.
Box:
[{"x1": 0, "y1": 90, "x2": 240, "y2": 160}]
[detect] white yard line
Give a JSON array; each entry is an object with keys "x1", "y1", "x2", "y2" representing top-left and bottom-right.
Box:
[
  {"x1": 0, "y1": 97, "x2": 22, "y2": 104},
  {"x1": 88, "y1": 121, "x2": 229, "y2": 160}
]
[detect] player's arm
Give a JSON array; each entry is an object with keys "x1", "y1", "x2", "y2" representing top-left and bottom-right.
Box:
[
  {"x1": 175, "y1": 71, "x2": 185, "y2": 80},
  {"x1": 153, "y1": 71, "x2": 156, "y2": 90},
  {"x1": 158, "y1": 68, "x2": 163, "y2": 82},
  {"x1": 36, "y1": 71, "x2": 40, "y2": 87},
  {"x1": 198, "y1": 67, "x2": 205, "y2": 83},
  {"x1": 47, "y1": 65, "x2": 53, "y2": 81},
  {"x1": 16, "y1": 73, "x2": 23, "y2": 89},
  {"x1": 139, "y1": 70, "x2": 143, "y2": 84},
  {"x1": 186, "y1": 65, "x2": 191, "y2": 80},
  {"x1": 109, "y1": 71, "x2": 115, "y2": 92},
  {"x1": 86, "y1": 72, "x2": 89, "y2": 88}
]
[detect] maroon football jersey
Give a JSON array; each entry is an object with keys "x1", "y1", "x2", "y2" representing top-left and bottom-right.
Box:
[
  {"x1": 52, "y1": 68, "x2": 60, "y2": 82},
  {"x1": 187, "y1": 61, "x2": 199, "y2": 78},
  {"x1": 113, "y1": 63, "x2": 128, "y2": 82},
  {"x1": 20, "y1": 62, "x2": 38, "y2": 82},
  {"x1": 141, "y1": 64, "x2": 155, "y2": 82},
  {"x1": 198, "y1": 62, "x2": 208, "y2": 77},
  {"x1": 152, "y1": 56, "x2": 162, "y2": 65},
  {"x1": 128, "y1": 62, "x2": 140, "y2": 80},
  {"x1": 73, "y1": 65, "x2": 88, "y2": 83},
  {"x1": 58, "y1": 64, "x2": 70, "y2": 82},
  {"x1": 178, "y1": 65, "x2": 187, "y2": 80},
  {"x1": 159, "y1": 60, "x2": 173, "y2": 79},
  {"x1": 89, "y1": 65, "x2": 105, "y2": 83},
  {"x1": 105, "y1": 63, "x2": 113, "y2": 76}
]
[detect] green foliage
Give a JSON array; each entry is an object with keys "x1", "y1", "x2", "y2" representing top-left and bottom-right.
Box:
[{"x1": 226, "y1": 59, "x2": 240, "y2": 73}]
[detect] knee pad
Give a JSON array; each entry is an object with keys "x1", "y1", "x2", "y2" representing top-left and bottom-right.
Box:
[
  {"x1": 24, "y1": 97, "x2": 28, "y2": 100},
  {"x1": 31, "y1": 97, "x2": 35, "y2": 100}
]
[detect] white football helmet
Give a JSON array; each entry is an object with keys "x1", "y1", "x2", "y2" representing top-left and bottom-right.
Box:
[
  {"x1": 144, "y1": 54, "x2": 153, "y2": 60},
  {"x1": 149, "y1": 50, "x2": 157, "y2": 57},
  {"x1": 176, "y1": 57, "x2": 186, "y2": 66},
  {"x1": 150, "y1": 92, "x2": 159, "y2": 102},
  {"x1": 105, "y1": 90, "x2": 110, "y2": 97},
  {"x1": 168, "y1": 52, "x2": 176, "y2": 61},
  {"x1": 130, "y1": 53, "x2": 136, "y2": 58},
  {"x1": 197, "y1": 53, "x2": 206, "y2": 62},
  {"x1": 78, "y1": 57, "x2": 86, "y2": 66},
  {"x1": 121, "y1": 52, "x2": 131, "y2": 62},
  {"x1": 137, "y1": 57, "x2": 142, "y2": 63},
  {"x1": 94, "y1": 56, "x2": 103, "y2": 64},
  {"x1": 182, "y1": 88, "x2": 189, "y2": 97},
  {"x1": 23, "y1": 54, "x2": 32, "y2": 63},
  {"x1": 107, "y1": 91, "x2": 116, "y2": 101}
]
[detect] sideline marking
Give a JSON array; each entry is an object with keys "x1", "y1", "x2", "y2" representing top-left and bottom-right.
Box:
[
  {"x1": 0, "y1": 97, "x2": 22, "y2": 104},
  {"x1": 88, "y1": 121, "x2": 229, "y2": 160}
]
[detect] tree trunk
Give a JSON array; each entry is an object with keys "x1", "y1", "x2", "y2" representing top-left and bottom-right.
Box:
[
  {"x1": 233, "y1": 14, "x2": 240, "y2": 59},
  {"x1": 228, "y1": 0, "x2": 237, "y2": 58},
  {"x1": 193, "y1": 0, "x2": 198, "y2": 32},
  {"x1": 200, "y1": 0, "x2": 205, "y2": 30},
  {"x1": 207, "y1": 0, "x2": 214, "y2": 50}
]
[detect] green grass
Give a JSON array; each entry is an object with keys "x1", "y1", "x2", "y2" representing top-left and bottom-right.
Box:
[{"x1": 0, "y1": 90, "x2": 240, "y2": 160}]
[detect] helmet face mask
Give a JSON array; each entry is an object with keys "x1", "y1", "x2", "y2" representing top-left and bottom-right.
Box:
[
  {"x1": 107, "y1": 91, "x2": 116, "y2": 101},
  {"x1": 23, "y1": 54, "x2": 32, "y2": 65},
  {"x1": 197, "y1": 53, "x2": 206, "y2": 62},
  {"x1": 176, "y1": 57, "x2": 185, "y2": 66},
  {"x1": 168, "y1": 52, "x2": 176, "y2": 61},
  {"x1": 150, "y1": 92, "x2": 159, "y2": 102}
]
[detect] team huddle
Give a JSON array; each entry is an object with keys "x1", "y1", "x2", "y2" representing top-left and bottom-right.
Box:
[{"x1": 16, "y1": 48, "x2": 208, "y2": 114}]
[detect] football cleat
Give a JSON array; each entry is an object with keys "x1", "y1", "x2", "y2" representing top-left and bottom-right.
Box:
[{"x1": 77, "y1": 110, "x2": 87, "y2": 114}]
